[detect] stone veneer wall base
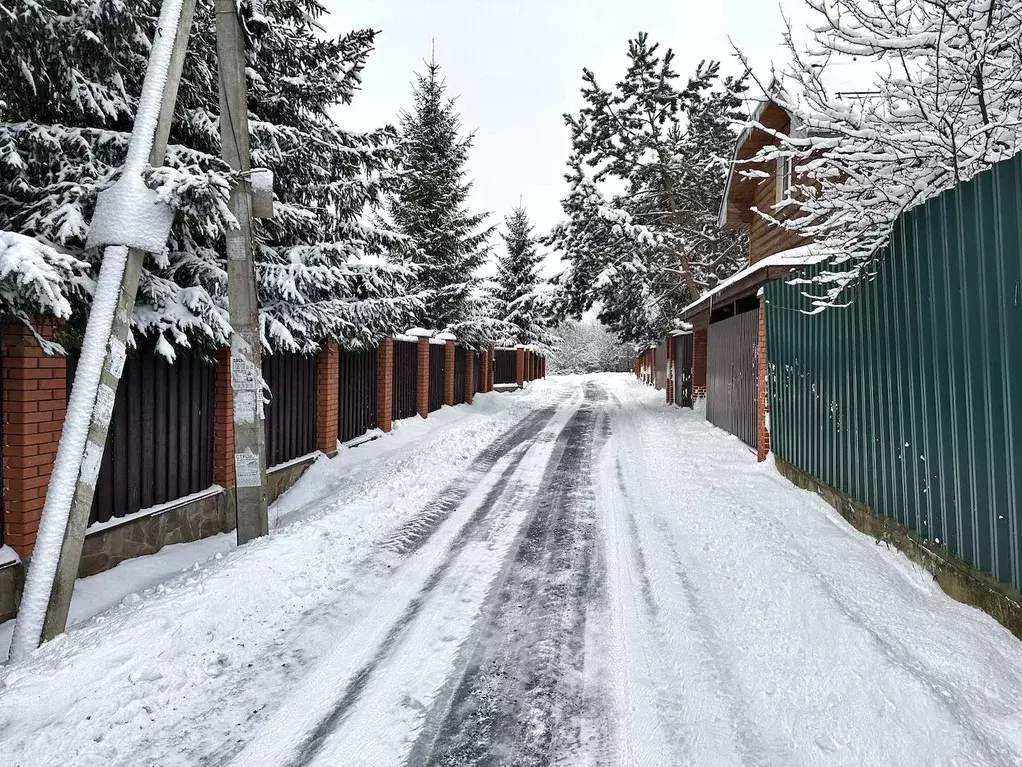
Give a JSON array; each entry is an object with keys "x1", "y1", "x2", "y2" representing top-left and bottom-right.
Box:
[
  {"x1": 0, "y1": 452, "x2": 321, "y2": 624},
  {"x1": 775, "y1": 456, "x2": 1022, "y2": 640}
]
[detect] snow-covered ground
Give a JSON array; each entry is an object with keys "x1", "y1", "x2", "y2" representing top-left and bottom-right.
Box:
[{"x1": 1, "y1": 374, "x2": 1021, "y2": 765}]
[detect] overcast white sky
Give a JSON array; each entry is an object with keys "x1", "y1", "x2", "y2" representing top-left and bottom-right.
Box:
[{"x1": 321, "y1": 0, "x2": 814, "y2": 270}]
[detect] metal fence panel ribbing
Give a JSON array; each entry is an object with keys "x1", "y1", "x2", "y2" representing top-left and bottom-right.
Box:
[
  {"x1": 494, "y1": 349, "x2": 516, "y2": 385},
  {"x1": 706, "y1": 309, "x2": 758, "y2": 448},
  {"x1": 766, "y1": 152, "x2": 1022, "y2": 592},
  {"x1": 338, "y1": 348, "x2": 377, "y2": 443},
  {"x1": 392, "y1": 340, "x2": 418, "y2": 422},
  {"x1": 429, "y1": 344, "x2": 445, "y2": 412},
  {"x1": 68, "y1": 349, "x2": 214, "y2": 526},
  {"x1": 453, "y1": 346, "x2": 467, "y2": 405},
  {"x1": 263, "y1": 352, "x2": 317, "y2": 469}
]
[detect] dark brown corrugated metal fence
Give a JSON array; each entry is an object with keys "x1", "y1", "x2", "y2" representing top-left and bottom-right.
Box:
[
  {"x1": 338, "y1": 348, "x2": 377, "y2": 443},
  {"x1": 428, "y1": 344, "x2": 445, "y2": 412},
  {"x1": 69, "y1": 349, "x2": 215, "y2": 526},
  {"x1": 706, "y1": 309, "x2": 759, "y2": 448},
  {"x1": 263, "y1": 352, "x2": 317, "y2": 468},
  {"x1": 494, "y1": 348, "x2": 516, "y2": 385},
  {"x1": 392, "y1": 339, "x2": 417, "y2": 421}
]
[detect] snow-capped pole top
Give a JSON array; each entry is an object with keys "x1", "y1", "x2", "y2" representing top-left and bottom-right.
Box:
[
  {"x1": 405, "y1": 327, "x2": 432, "y2": 338},
  {"x1": 668, "y1": 321, "x2": 693, "y2": 336},
  {"x1": 435, "y1": 331, "x2": 456, "y2": 341}
]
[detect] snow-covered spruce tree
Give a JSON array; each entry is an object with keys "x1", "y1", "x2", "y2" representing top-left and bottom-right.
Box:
[
  {"x1": 0, "y1": 0, "x2": 421, "y2": 356},
  {"x1": 493, "y1": 206, "x2": 553, "y2": 348},
  {"x1": 548, "y1": 34, "x2": 748, "y2": 346},
  {"x1": 739, "y1": 0, "x2": 1022, "y2": 307},
  {"x1": 389, "y1": 56, "x2": 497, "y2": 342}
]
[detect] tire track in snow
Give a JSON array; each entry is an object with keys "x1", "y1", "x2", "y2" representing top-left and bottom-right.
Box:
[
  {"x1": 413, "y1": 382, "x2": 607, "y2": 766},
  {"x1": 229, "y1": 387, "x2": 584, "y2": 767},
  {"x1": 608, "y1": 405, "x2": 781, "y2": 766}
]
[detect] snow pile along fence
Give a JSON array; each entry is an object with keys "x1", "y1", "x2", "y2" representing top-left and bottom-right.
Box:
[{"x1": 0, "y1": 328, "x2": 549, "y2": 625}]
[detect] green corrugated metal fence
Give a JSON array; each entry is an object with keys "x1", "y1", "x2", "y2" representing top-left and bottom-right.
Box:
[{"x1": 765, "y1": 153, "x2": 1022, "y2": 593}]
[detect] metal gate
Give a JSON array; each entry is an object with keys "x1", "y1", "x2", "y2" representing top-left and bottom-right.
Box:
[
  {"x1": 706, "y1": 308, "x2": 758, "y2": 448},
  {"x1": 654, "y1": 343, "x2": 667, "y2": 391},
  {"x1": 453, "y1": 346, "x2": 467, "y2": 405},
  {"x1": 338, "y1": 348, "x2": 377, "y2": 443},
  {"x1": 674, "y1": 333, "x2": 694, "y2": 408},
  {"x1": 392, "y1": 339, "x2": 417, "y2": 421},
  {"x1": 428, "y1": 343, "x2": 445, "y2": 412}
]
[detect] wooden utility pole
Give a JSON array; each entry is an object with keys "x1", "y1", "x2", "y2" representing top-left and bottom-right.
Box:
[
  {"x1": 215, "y1": 0, "x2": 269, "y2": 543},
  {"x1": 11, "y1": 0, "x2": 198, "y2": 658}
]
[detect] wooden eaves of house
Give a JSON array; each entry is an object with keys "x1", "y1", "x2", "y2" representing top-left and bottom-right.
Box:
[{"x1": 679, "y1": 97, "x2": 822, "y2": 462}]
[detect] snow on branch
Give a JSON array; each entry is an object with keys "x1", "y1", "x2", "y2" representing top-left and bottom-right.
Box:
[
  {"x1": 0, "y1": 231, "x2": 85, "y2": 322},
  {"x1": 737, "y1": 0, "x2": 1022, "y2": 308}
]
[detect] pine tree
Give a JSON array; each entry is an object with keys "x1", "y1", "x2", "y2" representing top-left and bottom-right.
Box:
[
  {"x1": 548, "y1": 34, "x2": 748, "y2": 346},
  {"x1": 389, "y1": 56, "x2": 495, "y2": 339},
  {"x1": 0, "y1": 0, "x2": 421, "y2": 356},
  {"x1": 493, "y1": 205, "x2": 552, "y2": 348}
]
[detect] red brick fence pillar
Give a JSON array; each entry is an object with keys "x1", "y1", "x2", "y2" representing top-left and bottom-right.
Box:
[
  {"x1": 376, "y1": 337, "x2": 393, "y2": 433},
  {"x1": 416, "y1": 335, "x2": 430, "y2": 418},
  {"x1": 443, "y1": 338, "x2": 455, "y2": 406},
  {"x1": 665, "y1": 335, "x2": 674, "y2": 405},
  {"x1": 756, "y1": 310, "x2": 770, "y2": 463},
  {"x1": 2, "y1": 323, "x2": 67, "y2": 558},
  {"x1": 693, "y1": 328, "x2": 707, "y2": 400},
  {"x1": 516, "y1": 346, "x2": 525, "y2": 388},
  {"x1": 316, "y1": 340, "x2": 339, "y2": 455},
  {"x1": 465, "y1": 349, "x2": 474, "y2": 405}
]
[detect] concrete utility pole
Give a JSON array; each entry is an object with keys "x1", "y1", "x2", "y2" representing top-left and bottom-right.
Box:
[
  {"x1": 11, "y1": 0, "x2": 199, "y2": 658},
  {"x1": 215, "y1": 0, "x2": 269, "y2": 544}
]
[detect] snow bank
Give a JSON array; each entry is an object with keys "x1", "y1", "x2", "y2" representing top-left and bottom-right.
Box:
[{"x1": 0, "y1": 380, "x2": 562, "y2": 763}]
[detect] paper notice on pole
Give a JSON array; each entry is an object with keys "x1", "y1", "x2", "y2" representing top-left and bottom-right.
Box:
[
  {"x1": 94, "y1": 384, "x2": 116, "y2": 425},
  {"x1": 227, "y1": 237, "x2": 247, "y2": 262},
  {"x1": 234, "y1": 451, "x2": 262, "y2": 488},
  {"x1": 108, "y1": 337, "x2": 127, "y2": 379},
  {"x1": 80, "y1": 441, "x2": 104, "y2": 488},
  {"x1": 234, "y1": 388, "x2": 258, "y2": 424},
  {"x1": 231, "y1": 356, "x2": 259, "y2": 391}
]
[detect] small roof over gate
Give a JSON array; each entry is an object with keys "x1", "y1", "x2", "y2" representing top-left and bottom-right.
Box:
[{"x1": 680, "y1": 245, "x2": 825, "y2": 326}]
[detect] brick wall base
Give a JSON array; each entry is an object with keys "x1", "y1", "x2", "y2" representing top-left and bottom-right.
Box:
[
  {"x1": 417, "y1": 337, "x2": 429, "y2": 418},
  {"x1": 775, "y1": 456, "x2": 1022, "y2": 641},
  {"x1": 316, "y1": 341, "x2": 339, "y2": 455},
  {"x1": 377, "y1": 337, "x2": 393, "y2": 432},
  {"x1": 756, "y1": 307, "x2": 770, "y2": 462}
]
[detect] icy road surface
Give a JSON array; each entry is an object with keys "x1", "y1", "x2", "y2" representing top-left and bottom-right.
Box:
[{"x1": 2, "y1": 374, "x2": 1022, "y2": 765}]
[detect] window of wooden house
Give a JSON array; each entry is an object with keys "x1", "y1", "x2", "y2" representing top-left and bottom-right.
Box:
[{"x1": 776, "y1": 154, "x2": 792, "y2": 204}]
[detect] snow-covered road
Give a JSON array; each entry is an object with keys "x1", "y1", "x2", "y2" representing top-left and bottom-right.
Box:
[{"x1": 2, "y1": 374, "x2": 1022, "y2": 765}]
